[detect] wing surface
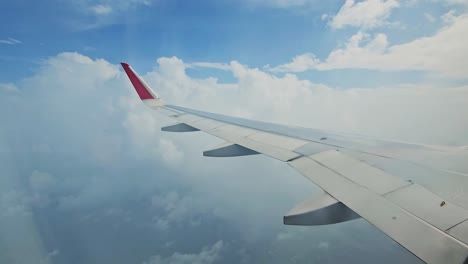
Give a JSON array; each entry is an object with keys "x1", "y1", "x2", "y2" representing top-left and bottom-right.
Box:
[{"x1": 121, "y1": 63, "x2": 468, "y2": 264}]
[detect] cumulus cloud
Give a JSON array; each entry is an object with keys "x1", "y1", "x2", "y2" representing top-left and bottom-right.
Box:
[
  {"x1": 267, "y1": 13, "x2": 468, "y2": 78},
  {"x1": 142, "y1": 241, "x2": 224, "y2": 264},
  {"x1": 329, "y1": 0, "x2": 400, "y2": 29}
]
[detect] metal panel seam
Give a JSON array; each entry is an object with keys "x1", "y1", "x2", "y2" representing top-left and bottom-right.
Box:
[
  {"x1": 447, "y1": 219, "x2": 468, "y2": 232},
  {"x1": 381, "y1": 182, "x2": 414, "y2": 196}
]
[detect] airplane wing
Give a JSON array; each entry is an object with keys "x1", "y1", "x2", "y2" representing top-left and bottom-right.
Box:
[{"x1": 121, "y1": 62, "x2": 468, "y2": 264}]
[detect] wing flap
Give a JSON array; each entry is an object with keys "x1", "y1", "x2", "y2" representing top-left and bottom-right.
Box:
[
  {"x1": 284, "y1": 192, "x2": 360, "y2": 226},
  {"x1": 310, "y1": 151, "x2": 468, "y2": 235},
  {"x1": 289, "y1": 155, "x2": 468, "y2": 264}
]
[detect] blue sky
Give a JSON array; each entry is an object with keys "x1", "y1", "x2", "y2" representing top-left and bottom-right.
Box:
[
  {"x1": 1, "y1": 1, "x2": 468, "y2": 264},
  {"x1": 1, "y1": 0, "x2": 466, "y2": 87}
]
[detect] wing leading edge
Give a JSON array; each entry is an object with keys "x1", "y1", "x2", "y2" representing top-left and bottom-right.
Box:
[{"x1": 120, "y1": 62, "x2": 468, "y2": 264}]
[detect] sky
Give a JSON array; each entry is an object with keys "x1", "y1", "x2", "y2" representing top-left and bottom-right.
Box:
[{"x1": 1, "y1": 0, "x2": 468, "y2": 263}]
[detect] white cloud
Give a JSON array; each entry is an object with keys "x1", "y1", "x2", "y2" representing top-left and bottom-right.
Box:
[
  {"x1": 442, "y1": 9, "x2": 458, "y2": 23},
  {"x1": 189, "y1": 62, "x2": 231, "y2": 71},
  {"x1": 329, "y1": 0, "x2": 400, "y2": 29},
  {"x1": 267, "y1": 13, "x2": 468, "y2": 78},
  {"x1": 264, "y1": 53, "x2": 320, "y2": 72},
  {"x1": 0, "y1": 38, "x2": 21, "y2": 45},
  {"x1": 90, "y1": 4, "x2": 112, "y2": 15},
  {"x1": 65, "y1": 0, "x2": 155, "y2": 30},
  {"x1": 142, "y1": 240, "x2": 224, "y2": 264}
]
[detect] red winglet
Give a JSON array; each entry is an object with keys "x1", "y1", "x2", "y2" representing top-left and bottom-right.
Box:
[{"x1": 121, "y1": 62, "x2": 156, "y2": 100}]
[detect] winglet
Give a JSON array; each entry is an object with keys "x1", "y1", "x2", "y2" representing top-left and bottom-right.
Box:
[{"x1": 121, "y1": 62, "x2": 160, "y2": 100}]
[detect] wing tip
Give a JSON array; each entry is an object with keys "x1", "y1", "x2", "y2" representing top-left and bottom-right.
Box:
[{"x1": 120, "y1": 62, "x2": 159, "y2": 101}]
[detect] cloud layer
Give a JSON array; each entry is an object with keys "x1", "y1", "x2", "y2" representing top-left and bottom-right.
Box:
[{"x1": 3, "y1": 51, "x2": 464, "y2": 263}]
